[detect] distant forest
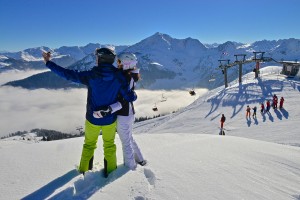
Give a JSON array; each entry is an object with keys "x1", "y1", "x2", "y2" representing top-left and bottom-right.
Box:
[
  {"x1": 0, "y1": 128, "x2": 84, "y2": 141},
  {"x1": 1, "y1": 114, "x2": 166, "y2": 141}
]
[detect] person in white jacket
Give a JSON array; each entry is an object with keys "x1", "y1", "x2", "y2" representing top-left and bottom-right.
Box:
[{"x1": 93, "y1": 52, "x2": 146, "y2": 170}]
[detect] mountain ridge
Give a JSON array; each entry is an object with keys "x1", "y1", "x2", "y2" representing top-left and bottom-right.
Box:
[{"x1": 1, "y1": 33, "x2": 300, "y2": 90}]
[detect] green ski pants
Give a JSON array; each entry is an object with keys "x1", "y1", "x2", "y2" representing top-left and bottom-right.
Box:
[{"x1": 79, "y1": 120, "x2": 117, "y2": 174}]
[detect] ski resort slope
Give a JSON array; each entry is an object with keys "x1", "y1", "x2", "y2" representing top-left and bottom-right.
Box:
[
  {"x1": 135, "y1": 66, "x2": 300, "y2": 146},
  {"x1": 0, "y1": 66, "x2": 300, "y2": 200}
]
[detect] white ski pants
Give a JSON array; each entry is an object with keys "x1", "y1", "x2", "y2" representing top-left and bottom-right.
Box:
[{"x1": 117, "y1": 115, "x2": 144, "y2": 170}]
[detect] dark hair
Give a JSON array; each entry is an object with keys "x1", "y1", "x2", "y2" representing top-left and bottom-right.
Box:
[{"x1": 131, "y1": 72, "x2": 141, "y2": 82}]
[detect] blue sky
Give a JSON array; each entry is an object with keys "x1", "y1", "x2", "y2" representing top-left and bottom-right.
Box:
[{"x1": 0, "y1": 0, "x2": 299, "y2": 52}]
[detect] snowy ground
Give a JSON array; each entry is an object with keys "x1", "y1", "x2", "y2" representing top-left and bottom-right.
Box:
[
  {"x1": 0, "y1": 66, "x2": 300, "y2": 200},
  {"x1": 135, "y1": 66, "x2": 300, "y2": 147}
]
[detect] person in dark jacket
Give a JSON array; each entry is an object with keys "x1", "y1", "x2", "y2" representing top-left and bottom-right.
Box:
[
  {"x1": 252, "y1": 106, "x2": 257, "y2": 118},
  {"x1": 116, "y1": 53, "x2": 146, "y2": 169},
  {"x1": 42, "y1": 48, "x2": 137, "y2": 177},
  {"x1": 94, "y1": 52, "x2": 146, "y2": 170},
  {"x1": 273, "y1": 94, "x2": 278, "y2": 109}
]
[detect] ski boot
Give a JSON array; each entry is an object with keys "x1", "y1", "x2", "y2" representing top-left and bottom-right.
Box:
[
  {"x1": 137, "y1": 160, "x2": 147, "y2": 166},
  {"x1": 103, "y1": 158, "x2": 108, "y2": 178},
  {"x1": 88, "y1": 156, "x2": 94, "y2": 170}
]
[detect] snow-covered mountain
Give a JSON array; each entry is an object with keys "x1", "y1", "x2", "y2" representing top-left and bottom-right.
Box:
[
  {"x1": 0, "y1": 44, "x2": 129, "y2": 72},
  {"x1": 2, "y1": 45, "x2": 92, "y2": 62},
  {"x1": 2, "y1": 33, "x2": 300, "y2": 90},
  {"x1": 0, "y1": 55, "x2": 45, "y2": 72},
  {"x1": 1, "y1": 66, "x2": 300, "y2": 199}
]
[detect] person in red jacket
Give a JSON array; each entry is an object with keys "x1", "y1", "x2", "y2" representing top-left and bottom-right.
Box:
[
  {"x1": 246, "y1": 105, "x2": 251, "y2": 118},
  {"x1": 260, "y1": 103, "x2": 265, "y2": 113},
  {"x1": 220, "y1": 114, "x2": 226, "y2": 129},
  {"x1": 266, "y1": 100, "x2": 271, "y2": 113},
  {"x1": 279, "y1": 97, "x2": 285, "y2": 109}
]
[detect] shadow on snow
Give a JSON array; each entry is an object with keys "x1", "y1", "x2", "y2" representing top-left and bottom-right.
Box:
[
  {"x1": 205, "y1": 77, "x2": 294, "y2": 122},
  {"x1": 22, "y1": 165, "x2": 129, "y2": 200},
  {"x1": 21, "y1": 169, "x2": 79, "y2": 200}
]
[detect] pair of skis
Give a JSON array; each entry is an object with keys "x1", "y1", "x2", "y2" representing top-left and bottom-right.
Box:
[{"x1": 219, "y1": 128, "x2": 225, "y2": 135}]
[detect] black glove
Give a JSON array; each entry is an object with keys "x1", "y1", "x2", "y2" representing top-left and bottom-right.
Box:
[{"x1": 93, "y1": 106, "x2": 112, "y2": 118}]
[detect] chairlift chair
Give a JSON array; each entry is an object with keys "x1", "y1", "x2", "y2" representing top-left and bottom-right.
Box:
[
  {"x1": 189, "y1": 90, "x2": 196, "y2": 96},
  {"x1": 209, "y1": 74, "x2": 216, "y2": 82},
  {"x1": 161, "y1": 94, "x2": 167, "y2": 102},
  {"x1": 152, "y1": 104, "x2": 158, "y2": 111}
]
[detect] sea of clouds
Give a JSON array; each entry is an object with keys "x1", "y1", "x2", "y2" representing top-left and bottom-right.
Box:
[{"x1": 0, "y1": 70, "x2": 207, "y2": 137}]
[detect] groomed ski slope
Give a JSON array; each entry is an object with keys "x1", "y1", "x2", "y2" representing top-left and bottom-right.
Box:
[
  {"x1": 0, "y1": 66, "x2": 300, "y2": 200},
  {"x1": 135, "y1": 66, "x2": 300, "y2": 147}
]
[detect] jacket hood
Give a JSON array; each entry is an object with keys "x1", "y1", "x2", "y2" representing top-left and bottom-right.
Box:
[{"x1": 91, "y1": 64, "x2": 118, "y2": 79}]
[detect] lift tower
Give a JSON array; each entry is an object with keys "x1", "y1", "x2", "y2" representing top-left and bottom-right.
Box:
[
  {"x1": 218, "y1": 59, "x2": 230, "y2": 88},
  {"x1": 253, "y1": 51, "x2": 265, "y2": 78}
]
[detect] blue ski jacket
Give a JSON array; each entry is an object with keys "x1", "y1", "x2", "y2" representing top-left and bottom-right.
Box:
[{"x1": 45, "y1": 61, "x2": 137, "y2": 125}]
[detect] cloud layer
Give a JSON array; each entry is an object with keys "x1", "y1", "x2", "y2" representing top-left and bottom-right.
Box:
[{"x1": 0, "y1": 70, "x2": 207, "y2": 137}]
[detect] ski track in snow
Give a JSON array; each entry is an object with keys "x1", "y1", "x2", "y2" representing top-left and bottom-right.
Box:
[
  {"x1": 44, "y1": 164, "x2": 158, "y2": 200},
  {"x1": 47, "y1": 165, "x2": 127, "y2": 199},
  {"x1": 129, "y1": 168, "x2": 157, "y2": 200}
]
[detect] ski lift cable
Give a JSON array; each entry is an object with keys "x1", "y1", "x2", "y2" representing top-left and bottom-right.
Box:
[
  {"x1": 146, "y1": 65, "x2": 215, "y2": 108},
  {"x1": 151, "y1": 67, "x2": 214, "y2": 105},
  {"x1": 152, "y1": 85, "x2": 200, "y2": 106},
  {"x1": 150, "y1": 76, "x2": 199, "y2": 105},
  {"x1": 150, "y1": 67, "x2": 218, "y2": 110}
]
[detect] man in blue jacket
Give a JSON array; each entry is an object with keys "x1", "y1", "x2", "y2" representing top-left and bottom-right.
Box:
[{"x1": 42, "y1": 48, "x2": 137, "y2": 177}]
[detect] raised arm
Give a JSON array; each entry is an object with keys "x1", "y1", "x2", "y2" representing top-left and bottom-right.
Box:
[{"x1": 42, "y1": 52, "x2": 89, "y2": 84}]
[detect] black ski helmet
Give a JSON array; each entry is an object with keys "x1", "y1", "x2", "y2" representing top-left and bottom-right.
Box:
[{"x1": 95, "y1": 47, "x2": 116, "y2": 65}]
